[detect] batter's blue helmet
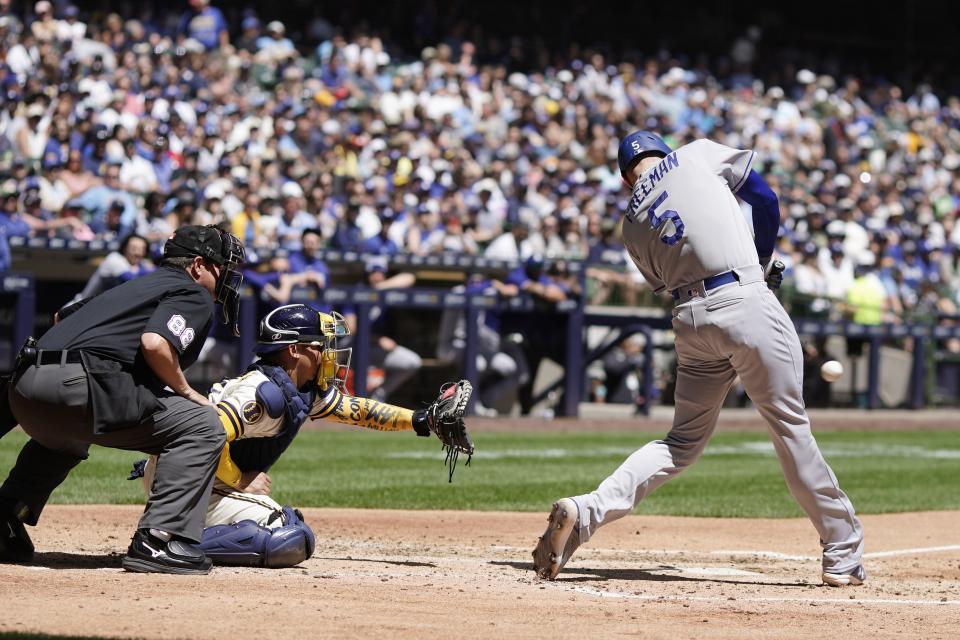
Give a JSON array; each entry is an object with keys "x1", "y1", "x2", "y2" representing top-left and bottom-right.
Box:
[{"x1": 617, "y1": 131, "x2": 672, "y2": 175}]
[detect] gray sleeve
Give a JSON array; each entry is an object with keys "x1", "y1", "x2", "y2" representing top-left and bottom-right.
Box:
[{"x1": 691, "y1": 139, "x2": 757, "y2": 193}]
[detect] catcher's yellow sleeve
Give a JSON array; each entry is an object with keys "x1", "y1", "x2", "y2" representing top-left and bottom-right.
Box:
[
  {"x1": 311, "y1": 386, "x2": 414, "y2": 432},
  {"x1": 215, "y1": 402, "x2": 243, "y2": 487}
]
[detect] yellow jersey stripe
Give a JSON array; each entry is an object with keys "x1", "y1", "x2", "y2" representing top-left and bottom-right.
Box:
[
  {"x1": 310, "y1": 387, "x2": 342, "y2": 419},
  {"x1": 217, "y1": 401, "x2": 243, "y2": 439}
]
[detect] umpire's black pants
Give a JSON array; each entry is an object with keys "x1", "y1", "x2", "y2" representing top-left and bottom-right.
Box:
[{"x1": 1, "y1": 362, "x2": 224, "y2": 542}]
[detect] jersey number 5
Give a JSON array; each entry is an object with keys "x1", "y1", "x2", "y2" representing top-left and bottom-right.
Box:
[{"x1": 647, "y1": 191, "x2": 685, "y2": 246}]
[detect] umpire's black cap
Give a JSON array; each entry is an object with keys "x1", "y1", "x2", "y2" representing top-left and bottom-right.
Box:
[{"x1": 163, "y1": 224, "x2": 237, "y2": 266}]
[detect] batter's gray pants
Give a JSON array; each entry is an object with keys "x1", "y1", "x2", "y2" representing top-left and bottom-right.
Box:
[
  {"x1": 571, "y1": 276, "x2": 864, "y2": 574},
  {"x1": 2, "y1": 362, "x2": 224, "y2": 542}
]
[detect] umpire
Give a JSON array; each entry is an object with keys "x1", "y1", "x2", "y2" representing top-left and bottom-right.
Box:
[{"x1": 0, "y1": 224, "x2": 245, "y2": 575}]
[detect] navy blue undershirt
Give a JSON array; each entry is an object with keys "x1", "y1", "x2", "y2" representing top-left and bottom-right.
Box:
[{"x1": 736, "y1": 170, "x2": 781, "y2": 261}]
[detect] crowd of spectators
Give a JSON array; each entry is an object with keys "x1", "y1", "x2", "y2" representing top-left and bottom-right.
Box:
[{"x1": 0, "y1": 0, "x2": 959, "y2": 330}]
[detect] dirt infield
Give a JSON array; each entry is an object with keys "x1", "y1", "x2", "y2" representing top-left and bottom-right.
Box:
[{"x1": 2, "y1": 505, "x2": 958, "y2": 639}]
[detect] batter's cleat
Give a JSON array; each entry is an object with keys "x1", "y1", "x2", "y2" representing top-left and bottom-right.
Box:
[
  {"x1": 822, "y1": 564, "x2": 866, "y2": 587},
  {"x1": 0, "y1": 512, "x2": 34, "y2": 563},
  {"x1": 532, "y1": 498, "x2": 581, "y2": 580},
  {"x1": 122, "y1": 529, "x2": 213, "y2": 575}
]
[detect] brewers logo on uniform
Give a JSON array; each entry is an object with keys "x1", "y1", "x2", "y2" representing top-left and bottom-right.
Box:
[{"x1": 241, "y1": 400, "x2": 264, "y2": 423}]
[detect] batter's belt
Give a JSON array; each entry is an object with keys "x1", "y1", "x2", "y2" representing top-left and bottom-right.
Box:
[{"x1": 670, "y1": 264, "x2": 764, "y2": 303}]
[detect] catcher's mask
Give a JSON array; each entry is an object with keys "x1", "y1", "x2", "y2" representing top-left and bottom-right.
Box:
[
  {"x1": 255, "y1": 304, "x2": 352, "y2": 391},
  {"x1": 164, "y1": 224, "x2": 246, "y2": 336}
]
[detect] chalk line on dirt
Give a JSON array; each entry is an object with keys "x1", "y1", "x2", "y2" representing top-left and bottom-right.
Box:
[{"x1": 561, "y1": 585, "x2": 960, "y2": 607}]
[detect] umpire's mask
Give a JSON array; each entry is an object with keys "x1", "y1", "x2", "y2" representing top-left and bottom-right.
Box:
[{"x1": 164, "y1": 224, "x2": 247, "y2": 336}]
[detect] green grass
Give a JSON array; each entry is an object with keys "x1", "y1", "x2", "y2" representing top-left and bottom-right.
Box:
[{"x1": 1, "y1": 429, "x2": 958, "y2": 517}]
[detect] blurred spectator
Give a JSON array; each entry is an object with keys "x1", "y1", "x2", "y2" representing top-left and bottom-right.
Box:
[
  {"x1": 176, "y1": 0, "x2": 228, "y2": 51},
  {"x1": 235, "y1": 16, "x2": 261, "y2": 53},
  {"x1": 67, "y1": 160, "x2": 138, "y2": 236},
  {"x1": 288, "y1": 228, "x2": 329, "y2": 289},
  {"x1": 497, "y1": 255, "x2": 570, "y2": 415},
  {"x1": 14, "y1": 102, "x2": 52, "y2": 167},
  {"x1": 844, "y1": 263, "x2": 889, "y2": 407},
  {"x1": 405, "y1": 205, "x2": 445, "y2": 255},
  {"x1": 343, "y1": 257, "x2": 422, "y2": 402},
  {"x1": 56, "y1": 5, "x2": 85, "y2": 42},
  {"x1": 256, "y1": 21, "x2": 295, "y2": 61},
  {"x1": 484, "y1": 220, "x2": 533, "y2": 261},
  {"x1": 276, "y1": 182, "x2": 315, "y2": 251},
  {"x1": 59, "y1": 149, "x2": 101, "y2": 198},
  {"x1": 846, "y1": 263, "x2": 889, "y2": 326},
  {"x1": 591, "y1": 334, "x2": 649, "y2": 412},
  {"x1": 587, "y1": 219, "x2": 623, "y2": 263},
  {"x1": 0, "y1": 227, "x2": 9, "y2": 273},
  {"x1": 243, "y1": 254, "x2": 302, "y2": 309},
  {"x1": 120, "y1": 139, "x2": 158, "y2": 194},
  {"x1": 792, "y1": 242, "x2": 831, "y2": 317},
  {"x1": 361, "y1": 209, "x2": 401, "y2": 255},
  {"x1": 30, "y1": 1, "x2": 56, "y2": 43},
  {"x1": 436, "y1": 274, "x2": 522, "y2": 415},
  {"x1": 0, "y1": 183, "x2": 32, "y2": 238},
  {"x1": 820, "y1": 241, "x2": 855, "y2": 302},
  {"x1": 76, "y1": 233, "x2": 153, "y2": 300},
  {"x1": 137, "y1": 192, "x2": 173, "y2": 242}
]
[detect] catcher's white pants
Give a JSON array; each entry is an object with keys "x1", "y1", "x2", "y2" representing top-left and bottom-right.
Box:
[
  {"x1": 570, "y1": 275, "x2": 864, "y2": 574},
  {"x1": 142, "y1": 456, "x2": 283, "y2": 528}
]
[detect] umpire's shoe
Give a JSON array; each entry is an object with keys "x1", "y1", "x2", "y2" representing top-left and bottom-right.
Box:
[
  {"x1": 122, "y1": 529, "x2": 213, "y2": 575},
  {"x1": 0, "y1": 505, "x2": 34, "y2": 563},
  {"x1": 532, "y1": 498, "x2": 581, "y2": 580}
]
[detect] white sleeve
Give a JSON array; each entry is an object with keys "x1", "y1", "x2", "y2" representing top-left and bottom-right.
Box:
[
  {"x1": 690, "y1": 139, "x2": 756, "y2": 193},
  {"x1": 213, "y1": 372, "x2": 284, "y2": 439}
]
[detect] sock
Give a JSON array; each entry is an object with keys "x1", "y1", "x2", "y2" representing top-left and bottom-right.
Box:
[{"x1": 149, "y1": 528, "x2": 172, "y2": 542}]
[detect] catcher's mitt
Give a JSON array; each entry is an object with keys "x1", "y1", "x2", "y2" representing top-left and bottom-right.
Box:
[{"x1": 421, "y1": 380, "x2": 475, "y2": 482}]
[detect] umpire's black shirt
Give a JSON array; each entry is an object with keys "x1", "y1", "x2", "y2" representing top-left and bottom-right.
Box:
[{"x1": 40, "y1": 265, "x2": 214, "y2": 388}]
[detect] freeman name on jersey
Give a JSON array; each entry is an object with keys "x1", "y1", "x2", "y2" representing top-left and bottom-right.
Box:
[{"x1": 627, "y1": 151, "x2": 680, "y2": 220}]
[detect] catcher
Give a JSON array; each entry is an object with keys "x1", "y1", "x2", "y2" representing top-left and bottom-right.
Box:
[{"x1": 134, "y1": 303, "x2": 474, "y2": 568}]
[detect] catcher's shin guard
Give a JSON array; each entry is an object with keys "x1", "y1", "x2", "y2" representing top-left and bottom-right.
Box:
[{"x1": 200, "y1": 507, "x2": 315, "y2": 568}]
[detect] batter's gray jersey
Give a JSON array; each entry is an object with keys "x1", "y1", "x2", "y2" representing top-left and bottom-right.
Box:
[
  {"x1": 562, "y1": 137, "x2": 864, "y2": 580},
  {"x1": 620, "y1": 139, "x2": 758, "y2": 292}
]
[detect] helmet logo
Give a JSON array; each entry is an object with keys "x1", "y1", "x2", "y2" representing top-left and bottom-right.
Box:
[{"x1": 272, "y1": 333, "x2": 282, "y2": 340}]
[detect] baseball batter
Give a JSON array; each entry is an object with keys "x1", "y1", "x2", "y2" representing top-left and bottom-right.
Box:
[
  {"x1": 532, "y1": 132, "x2": 865, "y2": 586},
  {"x1": 136, "y1": 303, "x2": 474, "y2": 568}
]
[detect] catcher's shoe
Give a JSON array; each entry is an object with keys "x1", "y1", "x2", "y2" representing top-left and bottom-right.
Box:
[
  {"x1": 532, "y1": 498, "x2": 581, "y2": 580},
  {"x1": 0, "y1": 509, "x2": 34, "y2": 563},
  {"x1": 822, "y1": 564, "x2": 866, "y2": 587},
  {"x1": 122, "y1": 529, "x2": 213, "y2": 575}
]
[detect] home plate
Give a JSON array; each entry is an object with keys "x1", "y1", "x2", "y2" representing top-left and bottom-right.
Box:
[{"x1": 650, "y1": 567, "x2": 763, "y2": 577}]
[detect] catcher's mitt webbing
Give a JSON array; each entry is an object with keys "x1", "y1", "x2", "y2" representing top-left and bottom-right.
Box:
[{"x1": 426, "y1": 380, "x2": 475, "y2": 482}]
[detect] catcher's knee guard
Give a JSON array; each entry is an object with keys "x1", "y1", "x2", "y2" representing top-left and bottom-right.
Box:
[{"x1": 199, "y1": 507, "x2": 315, "y2": 568}]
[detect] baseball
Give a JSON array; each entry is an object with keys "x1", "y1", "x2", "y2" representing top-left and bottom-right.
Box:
[{"x1": 820, "y1": 360, "x2": 844, "y2": 382}]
